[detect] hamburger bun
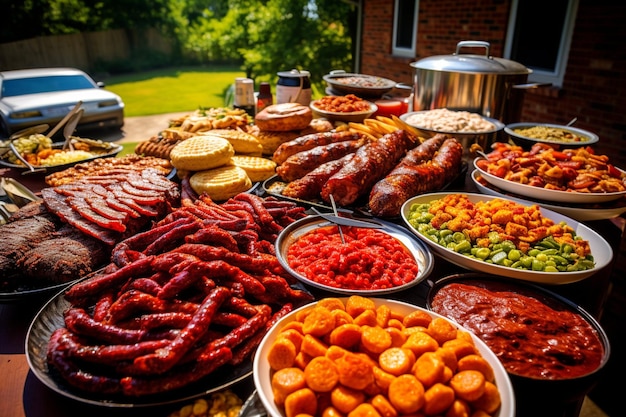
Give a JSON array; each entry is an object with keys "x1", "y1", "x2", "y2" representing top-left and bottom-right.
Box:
[{"x1": 255, "y1": 103, "x2": 312, "y2": 131}]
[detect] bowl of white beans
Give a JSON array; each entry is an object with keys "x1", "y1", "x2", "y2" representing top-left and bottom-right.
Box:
[{"x1": 400, "y1": 108, "x2": 504, "y2": 156}]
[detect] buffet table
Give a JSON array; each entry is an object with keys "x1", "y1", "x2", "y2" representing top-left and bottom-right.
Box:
[{"x1": 1, "y1": 167, "x2": 623, "y2": 417}]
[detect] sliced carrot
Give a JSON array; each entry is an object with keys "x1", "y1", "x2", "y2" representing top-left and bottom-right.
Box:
[
  {"x1": 402, "y1": 331, "x2": 439, "y2": 358},
  {"x1": 321, "y1": 406, "x2": 345, "y2": 417},
  {"x1": 387, "y1": 374, "x2": 425, "y2": 414},
  {"x1": 280, "y1": 328, "x2": 305, "y2": 351},
  {"x1": 372, "y1": 365, "x2": 396, "y2": 393},
  {"x1": 331, "y1": 384, "x2": 366, "y2": 414},
  {"x1": 457, "y1": 354, "x2": 495, "y2": 382},
  {"x1": 378, "y1": 347, "x2": 415, "y2": 376},
  {"x1": 422, "y1": 382, "x2": 455, "y2": 415},
  {"x1": 271, "y1": 367, "x2": 307, "y2": 406},
  {"x1": 332, "y1": 309, "x2": 355, "y2": 326},
  {"x1": 353, "y1": 309, "x2": 378, "y2": 327},
  {"x1": 361, "y1": 325, "x2": 392, "y2": 354},
  {"x1": 295, "y1": 350, "x2": 313, "y2": 369},
  {"x1": 402, "y1": 310, "x2": 432, "y2": 328},
  {"x1": 302, "y1": 306, "x2": 336, "y2": 337},
  {"x1": 385, "y1": 326, "x2": 406, "y2": 347},
  {"x1": 329, "y1": 323, "x2": 363, "y2": 349},
  {"x1": 336, "y1": 351, "x2": 375, "y2": 390},
  {"x1": 318, "y1": 297, "x2": 346, "y2": 312},
  {"x1": 304, "y1": 356, "x2": 340, "y2": 392},
  {"x1": 301, "y1": 333, "x2": 329, "y2": 357},
  {"x1": 443, "y1": 399, "x2": 471, "y2": 417},
  {"x1": 284, "y1": 388, "x2": 318, "y2": 417},
  {"x1": 268, "y1": 337, "x2": 297, "y2": 370},
  {"x1": 427, "y1": 317, "x2": 458, "y2": 345},
  {"x1": 370, "y1": 394, "x2": 398, "y2": 417},
  {"x1": 347, "y1": 403, "x2": 382, "y2": 417},
  {"x1": 434, "y1": 346, "x2": 458, "y2": 372},
  {"x1": 470, "y1": 381, "x2": 501, "y2": 414},
  {"x1": 376, "y1": 305, "x2": 392, "y2": 328},
  {"x1": 442, "y1": 338, "x2": 477, "y2": 360},
  {"x1": 345, "y1": 295, "x2": 376, "y2": 318},
  {"x1": 413, "y1": 350, "x2": 446, "y2": 388},
  {"x1": 449, "y1": 370, "x2": 486, "y2": 402}
]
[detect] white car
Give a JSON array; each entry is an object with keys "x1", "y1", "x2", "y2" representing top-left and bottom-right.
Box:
[{"x1": 0, "y1": 67, "x2": 124, "y2": 138}]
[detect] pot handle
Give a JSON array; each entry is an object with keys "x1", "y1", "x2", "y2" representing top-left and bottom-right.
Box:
[
  {"x1": 455, "y1": 40, "x2": 491, "y2": 57},
  {"x1": 512, "y1": 82, "x2": 552, "y2": 89}
]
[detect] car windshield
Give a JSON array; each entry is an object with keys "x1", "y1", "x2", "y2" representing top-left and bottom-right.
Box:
[{"x1": 1, "y1": 75, "x2": 94, "y2": 97}]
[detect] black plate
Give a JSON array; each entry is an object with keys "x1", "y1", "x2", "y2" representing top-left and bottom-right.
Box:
[
  {"x1": 262, "y1": 161, "x2": 467, "y2": 217},
  {"x1": 26, "y1": 280, "x2": 254, "y2": 407},
  {"x1": 0, "y1": 142, "x2": 123, "y2": 174}
]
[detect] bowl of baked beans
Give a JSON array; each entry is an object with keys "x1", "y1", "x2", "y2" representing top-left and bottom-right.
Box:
[
  {"x1": 427, "y1": 273, "x2": 610, "y2": 417},
  {"x1": 310, "y1": 95, "x2": 378, "y2": 123},
  {"x1": 504, "y1": 122, "x2": 599, "y2": 149}
]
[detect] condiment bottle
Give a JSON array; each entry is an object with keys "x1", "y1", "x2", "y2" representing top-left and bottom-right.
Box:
[
  {"x1": 256, "y1": 82, "x2": 273, "y2": 113},
  {"x1": 233, "y1": 77, "x2": 256, "y2": 117}
]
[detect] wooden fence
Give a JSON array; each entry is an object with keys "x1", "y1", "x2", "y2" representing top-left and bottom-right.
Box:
[{"x1": 0, "y1": 28, "x2": 173, "y2": 73}]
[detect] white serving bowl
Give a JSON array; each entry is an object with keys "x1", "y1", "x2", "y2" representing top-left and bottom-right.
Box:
[{"x1": 253, "y1": 297, "x2": 516, "y2": 417}]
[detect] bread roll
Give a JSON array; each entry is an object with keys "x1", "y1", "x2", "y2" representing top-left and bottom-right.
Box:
[{"x1": 255, "y1": 103, "x2": 312, "y2": 131}]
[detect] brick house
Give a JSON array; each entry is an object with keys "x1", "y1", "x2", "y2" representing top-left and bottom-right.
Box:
[{"x1": 357, "y1": 0, "x2": 626, "y2": 170}]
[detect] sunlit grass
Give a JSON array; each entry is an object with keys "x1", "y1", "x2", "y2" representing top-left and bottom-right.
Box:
[{"x1": 103, "y1": 66, "x2": 246, "y2": 117}]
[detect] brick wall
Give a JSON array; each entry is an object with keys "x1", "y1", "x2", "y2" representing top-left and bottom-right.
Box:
[{"x1": 360, "y1": 0, "x2": 626, "y2": 171}]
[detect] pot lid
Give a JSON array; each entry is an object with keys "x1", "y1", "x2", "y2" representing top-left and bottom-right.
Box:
[
  {"x1": 411, "y1": 41, "x2": 531, "y2": 75},
  {"x1": 278, "y1": 69, "x2": 310, "y2": 78}
]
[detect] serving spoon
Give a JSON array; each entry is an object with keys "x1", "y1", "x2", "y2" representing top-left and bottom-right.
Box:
[{"x1": 8, "y1": 141, "x2": 46, "y2": 174}]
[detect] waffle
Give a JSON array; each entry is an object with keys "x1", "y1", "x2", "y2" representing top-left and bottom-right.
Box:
[
  {"x1": 207, "y1": 129, "x2": 263, "y2": 155},
  {"x1": 169, "y1": 135, "x2": 234, "y2": 171},
  {"x1": 228, "y1": 155, "x2": 277, "y2": 182},
  {"x1": 189, "y1": 166, "x2": 252, "y2": 201}
]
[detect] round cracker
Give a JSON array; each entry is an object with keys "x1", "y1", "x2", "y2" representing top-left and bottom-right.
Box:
[
  {"x1": 170, "y1": 135, "x2": 234, "y2": 171},
  {"x1": 190, "y1": 166, "x2": 252, "y2": 201}
]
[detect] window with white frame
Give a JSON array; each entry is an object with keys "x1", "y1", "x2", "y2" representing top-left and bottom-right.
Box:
[
  {"x1": 392, "y1": 0, "x2": 419, "y2": 58},
  {"x1": 504, "y1": 0, "x2": 578, "y2": 88}
]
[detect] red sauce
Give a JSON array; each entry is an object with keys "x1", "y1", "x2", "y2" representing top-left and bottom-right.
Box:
[
  {"x1": 430, "y1": 281, "x2": 605, "y2": 380},
  {"x1": 286, "y1": 225, "x2": 418, "y2": 290}
]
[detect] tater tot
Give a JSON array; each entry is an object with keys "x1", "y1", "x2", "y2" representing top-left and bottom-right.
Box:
[
  {"x1": 435, "y1": 347, "x2": 458, "y2": 372},
  {"x1": 449, "y1": 370, "x2": 486, "y2": 402},
  {"x1": 305, "y1": 356, "x2": 340, "y2": 392},
  {"x1": 422, "y1": 382, "x2": 455, "y2": 415},
  {"x1": 336, "y1": 352, "x2": 375, "y2": 390},
  {"x1": 470, "y1": 381, "x2": 501, "y2": 414},
  {"x1": 329, "y1": 323, "x2": 363, "y2": 349},
  {"x1": 372, "y1": 365, "x2": 396, "y2": 392},
  {"x1": 387, "y1": 374, "x2": 425, "y2": 414},
  {"x1": 303, "y1": 306, "x2": 336, "y2": 337},
  {"x1": 427, "y1": 317, "x2": 458, "y2": 345},
  {"x1": 378, "y1": 347, "x2": 415, "y2": 376},
  {"x1": 347, "y1": 403, "x2": 382, "y2": 417},
  {"x1": 268, "y1": 337, "x2": 298, "y2": 370},
  {"x1": 284, "y1": 388, "x2": 318, "y2": 417},
  {"x1": 370, "y1": 394, "x2": 398, "y2": 417},
  {"x1": 457, "y1": 354, "x2": 495, "y2": 383},
  {"x1": 361, "y1": 325, "x2": 392, "y2": 354},
  {"x1": 402, "y1": 331, "x2": 439, "y2": 357},
  {"x1": 295, "y1": 350, "x2": 313, "y2": 369},
  {"x1": 331, "y1": 385, "x2": 366, "y2": 414},
  {"x1": 402, "y1": 310, "x2": 432, "y2": 328},
  {"x1": 272, "y1": 367, "x2": 307, "y2": 406},
  {"x1": 386, "y1": 318, "x2": 404, "y2": 331}
]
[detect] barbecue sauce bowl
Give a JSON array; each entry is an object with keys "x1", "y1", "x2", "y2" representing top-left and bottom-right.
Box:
[{"x1": 426, "y1": 273, "x2": 610, "y2": 417}]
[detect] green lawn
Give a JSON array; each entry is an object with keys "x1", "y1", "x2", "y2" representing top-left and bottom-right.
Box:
[{"x1": 103, "y1": 66, "x2": 247, "y2": 117}]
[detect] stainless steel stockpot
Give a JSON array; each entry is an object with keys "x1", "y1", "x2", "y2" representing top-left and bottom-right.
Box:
[{"x1": 411, "y1": 41, "x2": 547, "y2": 124}]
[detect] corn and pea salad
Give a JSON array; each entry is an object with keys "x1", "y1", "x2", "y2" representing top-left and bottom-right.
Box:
[{"x1": 405, "y1": 194, "x2": 595, "y2": 272}]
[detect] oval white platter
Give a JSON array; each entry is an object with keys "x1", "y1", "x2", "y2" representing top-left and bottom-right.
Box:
[{"x1": 400, "y1": 192, "x2": 613, "y2": 284}]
